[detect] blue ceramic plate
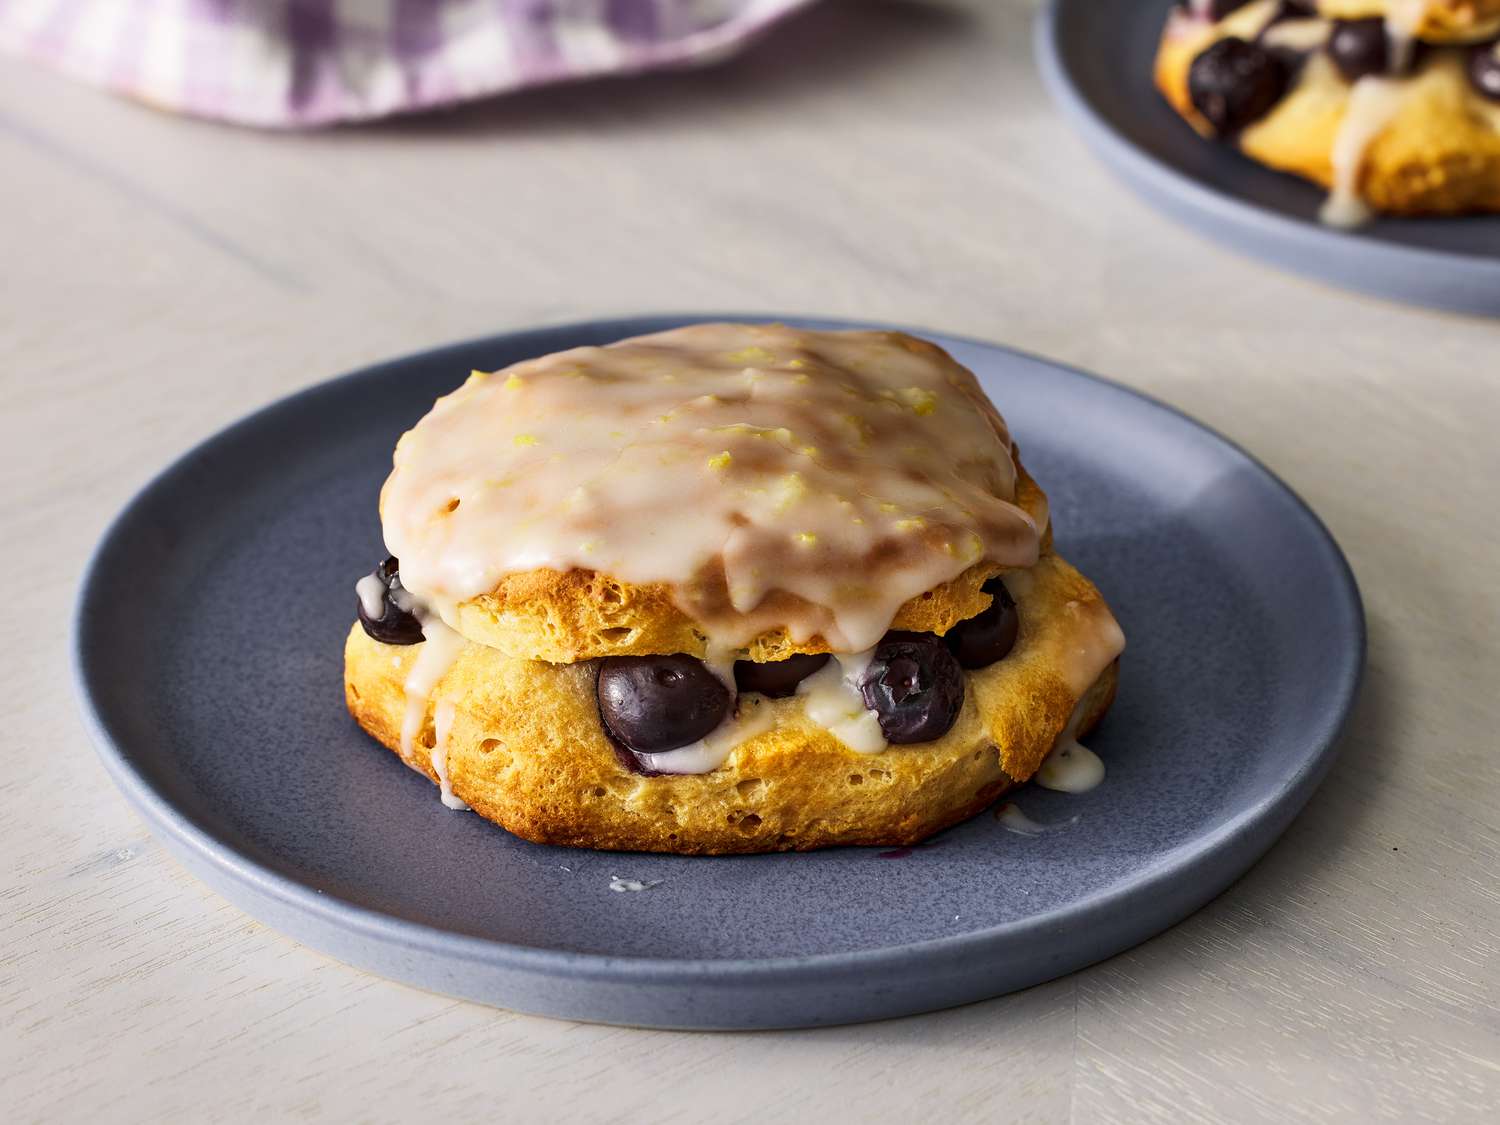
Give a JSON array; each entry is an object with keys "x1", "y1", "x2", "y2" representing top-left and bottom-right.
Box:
[
  {"x1": 74, "y1": 315, "x2": 1364, "y2": 1029},
  {"x1": 1036, "y1": 0, "x2": 1500, "y2": 316}
]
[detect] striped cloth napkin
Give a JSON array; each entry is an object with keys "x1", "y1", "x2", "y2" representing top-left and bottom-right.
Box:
[{"x1": 0, "y1": 0, "x2": 814, "y2": 127}]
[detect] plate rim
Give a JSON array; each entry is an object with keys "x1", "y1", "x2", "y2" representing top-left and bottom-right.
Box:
[
  {"x1": 72, "y1": 313, "x2": 1367, "y2": 994},
  {"x1": 1034, "y1": 0, "x2": 1500, "y2": 309}
]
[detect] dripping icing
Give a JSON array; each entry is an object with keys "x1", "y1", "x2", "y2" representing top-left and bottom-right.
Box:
[
  {"x1": 1036, "y1": 738, "x2": 1106, "y2": 794},
  {"x1": 1035, "y1": 696, "x2": 1108, "y2": 795},
  {"x1": 1384, "y1": 0, "x2": 1427, "y2": 73},
  {"x1": 1260, "y1": 18, "x2": 1328, "y2": 52},
  {"x1": 431, "y1": 699, "x2": 469, "y2": 811},
  {"x1": 635, "y1": 696, "x2": 776, "y2": 775},
  {"x1": 355, "y1": 572, "x2": 386, "y2": 620},
  {"x1": 1057, "y1": 597, "x2": 1126, "y2": 696},
  {"x1": 995, "y1": 803, "x2": 1079, "y2": 836},
  {"x1": 398, "y1": 611, "x2": 467, "y2": 770},
  {"x1": 797, "y1": 650, "x2": 887, "y2": 754},
  {"x1": 609, "y1": 876, "x2": 662, "y2": 892},
  {"x1": 1321, "y1": 74, "x2": 1407, "y2": 228}
]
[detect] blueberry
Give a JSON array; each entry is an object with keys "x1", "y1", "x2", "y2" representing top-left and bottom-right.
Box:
[
  {"x1": 357, "y1": 557, "x2": 425, "y2": 645},
  {"x1": 1327, "y1": 19, "x2": 1389, "y2": 81},
  {"x1": 858, "y1": 632, "x2": 965, "y2": 745},
  {"x1": 1189, "y1": 37, "x2": 1290, "y2": 135},
  {"x1": 945, "y1": 579, "x2": 1019, "y2": 670},
  {"x1": 597, "y1": 655, "x2": 734, "y2": 753},
  {"x1": 734, "y1": 652, "x2": 831, "y2": 698},
  {"x1": 1470, "y1": 42, "x2": 1500, "y2": 101}
]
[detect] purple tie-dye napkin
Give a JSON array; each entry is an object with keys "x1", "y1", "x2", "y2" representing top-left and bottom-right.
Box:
[{"x1": 0, "y1": 0, "x2": 815, "y2": 127}]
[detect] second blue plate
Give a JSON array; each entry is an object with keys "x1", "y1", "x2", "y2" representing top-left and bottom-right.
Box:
[{"x1": 1037, "y1": 0, "x2": 1500, "y2": 316}]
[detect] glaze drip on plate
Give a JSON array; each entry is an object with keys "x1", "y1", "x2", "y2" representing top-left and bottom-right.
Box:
[{"x1": 379, "y1": 324, "x2": 1045, "y2": 653}]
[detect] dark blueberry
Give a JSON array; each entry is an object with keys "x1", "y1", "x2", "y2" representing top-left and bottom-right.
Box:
[
  {"x1": 945, "y1": 579, "x2": 1019, "y2": 670},
  {"x1": 357, "y1": 556, "x2": 424, "y2": 645},
  {"x1": 1188, "y1": 37, "x2": 1290, "y2": 135},
  {"x1": 1263, "y1": 44, "x2": 1311, "y2": 78},
  {"x1": 1470, "y1": 42, "x2": 1500, "y2": 101},
  {"x1": 597, "y1": 655, "x2": 734, "y2": 754},
  {"x1": 858, "y1": 632, "x2": 965, "y2": 745},
  {"x1": 1327, "y1": 19, "x2": 1389, "y2": 82},
  {"x1": 734, "y1": 652, "x2": 831, "y2": 698}
]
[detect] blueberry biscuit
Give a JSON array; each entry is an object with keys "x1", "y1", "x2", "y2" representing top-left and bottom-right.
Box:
[
  {"x1": 343, "y1": 324, "x2": 1124, "y2": 854},
  {"x1": 1156, "y1": 0, "x2": 1500, "y2": 223}
]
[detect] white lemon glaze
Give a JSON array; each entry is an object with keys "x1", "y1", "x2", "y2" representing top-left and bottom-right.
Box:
[
  {"x1": 1035, "y1": 696, "x2": 1110, "y2": 794},
  {"x1": 797, "y1": 650, "x2": 888, "y2": 754},
  {"x1": 1261, "y1": 17, "x2": 1331, "y2": 52},
  {"x1": 1322, "y1": 74, "x2": 1407, "y2": 227},
  {"x1": 398, "y1": 612, "x2": 467, "y2": 768},
  {"x1": 1385, "y1": 0, "x2": 1428, "y2": 71},
  {"x1": 380, "y1": 324, "x2": 1044, "y2": 653},
  {"x1": 355, "y1": 572, "x2": 386, "y2": 620},
  {"x1": 996, "y1": 802, "x2": 1082, "y2": 836},
  {"x1": 431, "y1": 698, "x2": 469, "y2": 811},
  {"x1": 608, "y1": 876, "x2": 661, "y2": 892},
  {"x1": 635, "y1": 695, "x2": 776, "y2": 775},
  {"x1": 1057, "y1": 597, "x2": 1127, "y2": 697},
  {"x1": 1035, "y1": 738, "x2": 1107, "y2": 794}
]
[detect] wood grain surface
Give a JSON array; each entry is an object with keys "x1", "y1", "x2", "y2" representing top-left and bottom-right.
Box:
[{"x1": 1, "y1": 1, "x2": 1496, "y2": 1121}]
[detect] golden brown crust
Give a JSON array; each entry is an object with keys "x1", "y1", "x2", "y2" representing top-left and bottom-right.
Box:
[
  {"x1": 1155, "y1": 16, "x2": 1217, "y2": 136},
  {"x1": 1155, "y1": 6, "x2": 1500, "y2": 216},
  {"x1": 344, "y1": 550, "x2": 1118, "y2": 854},
  {"x1": 445, "y1": 459, "x2": 1053, "y2": 663}
]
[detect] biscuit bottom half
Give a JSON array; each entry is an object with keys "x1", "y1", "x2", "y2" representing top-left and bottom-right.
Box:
[{"x1": 344, "y1": 552, "x2": 1120, "y2": 854}]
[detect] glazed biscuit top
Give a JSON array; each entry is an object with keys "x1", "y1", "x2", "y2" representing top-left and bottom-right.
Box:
[{"x1": 380, "y1": 324, "x2": 1046, "y2": 653}]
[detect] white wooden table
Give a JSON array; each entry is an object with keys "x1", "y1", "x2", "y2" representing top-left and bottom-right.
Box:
[{"x1": 3, "y1": 1, "x2": 1497, "y2": 1120}]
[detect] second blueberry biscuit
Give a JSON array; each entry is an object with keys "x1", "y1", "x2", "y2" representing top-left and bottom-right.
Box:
[{"x1": 1156, "y1": 0, "x2": 1500, "y2": 222}]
